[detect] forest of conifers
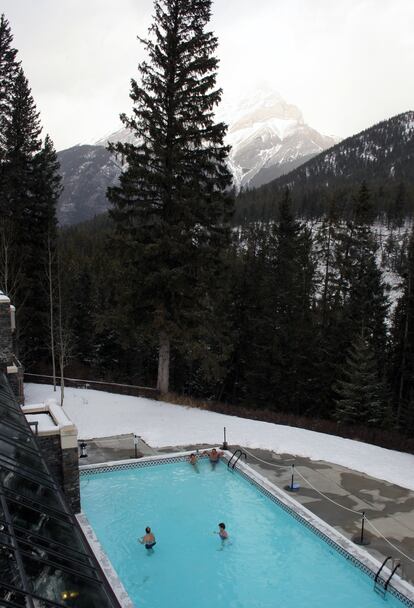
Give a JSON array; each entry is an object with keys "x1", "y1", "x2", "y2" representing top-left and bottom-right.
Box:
[
  {"x1": 2, "y1": 8, "x2": 414, "y2": 450},
  {"x1": 53, "y1": 182, "x2": 414, "y2": 443}
]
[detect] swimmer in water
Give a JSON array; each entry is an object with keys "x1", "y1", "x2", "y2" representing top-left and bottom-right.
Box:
[
  {"x1": 217, "y1": 522, "x2": 228, "y2": 540},
  {"x1": 204, "y1": 448, "x2": 223, "y2": 469},
  {"x1": 214, "y1": 522, "x2": 229, "y2": 549},
  {"x1": 188, "y1": 452, "x2": 200, "y2": 473},
  {"x1": 139, "y1": 527, "x2": 156, "y2": 551}
]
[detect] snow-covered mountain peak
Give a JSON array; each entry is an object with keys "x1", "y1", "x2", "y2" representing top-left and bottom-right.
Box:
[
  {"x1": 217, "y1": 86, "x2": 302, "y2": 127},
  {"x1": 217, "y1": 87, "x2": 337, "y2": 189},
  {"x1": 92, "y1": 86, "x2": 338, "y2": 191}
]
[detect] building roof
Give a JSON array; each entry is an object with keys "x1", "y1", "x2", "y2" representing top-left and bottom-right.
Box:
[{"x1": 0, "y1": 373, "x2": 121, "y2": 608}]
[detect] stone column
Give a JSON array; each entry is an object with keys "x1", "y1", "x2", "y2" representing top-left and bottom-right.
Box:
[
  {"x1": 61, "y1": 425, "x2": 81, "y2": 513},
  {"x1": 0, "y1": 293, "x2": 12, "y2": 369},
  {"x1": 23, "y1": 403, "x2": 81, "y2": 513}
]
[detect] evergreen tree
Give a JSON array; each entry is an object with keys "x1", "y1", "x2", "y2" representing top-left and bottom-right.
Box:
[
  {"x1": 389, "y1": 227, "x2": 414, "y2": 431},
  {"x1": 0, "y1": 14, "x2": 19, "y2": 170},
  {"x1": 314, "y1": 197, "x2": 340, "y2": 325},
  {"x1": 232, "y1": 221, "x2": 275, "y2": 406},
  {"x1": 333, "y1": 184, "x2": 389, "y2": 372},
  {"x1": 388, "y1": 182, "x2": 406, "y2": 229},
  {"x1": 269, "y1": 190, "x2": 316, "y2": 413},
  {"x1": 0, "y1": 28, "x2": 61, "y2": 366},
  {"x1": 108, "y1": 0, "x2": 233, "y2": 393},
  {"x1": 236, "y1": 191, "x2": 316, "y2": 413},
  {"x1": 334, "y1": 333, "x2": 388, "y2": 426},
  {"x1": 28, "y1": 135, "x2": 62, "y2": 366},
  {"x1": 2, "y1": 67, "x2": 42, "y2": 358},
  {"x1": 353, "y1": 181, "x2": 374, "y2": 225}
]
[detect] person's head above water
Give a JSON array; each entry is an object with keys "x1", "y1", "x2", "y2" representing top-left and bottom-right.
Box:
[
  {"x1": 219, "y1": 523, "x2": 225, "y2": 530},
  {"x1": 145, "y1": 527, "x2": 151, "y2": 533}
]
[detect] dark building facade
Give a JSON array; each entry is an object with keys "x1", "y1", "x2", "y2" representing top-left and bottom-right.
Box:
[
  {"x1": 0, "y1": 372, "x2": 121, "y2": 607},
  {"x1": 0, "y1": 291, "x2": 24, "y2": 404}
]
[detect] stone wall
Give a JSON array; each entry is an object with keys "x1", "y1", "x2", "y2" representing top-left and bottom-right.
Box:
[
  {"x1": 62, "y1": 447, "x2": 81, "y2": 513},
  {"x1": 0, "y1": 300, "x2": 12, "y2": 367},
  {"x1": 0, "y1": 296, "x2": 24, "y2": 404},
  {"x1": 8, "y1": 366, "x2": 25, "y2": 405},
  {"x1": 38, "y1": 436, "x2": 63, "y2": 485},
  {"x1": 38, "y1": 435, "x2": 80, "y2": 513}
]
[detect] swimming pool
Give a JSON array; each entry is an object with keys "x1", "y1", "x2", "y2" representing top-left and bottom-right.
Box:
[{"x1": 80, "y1": 455, "x2": 414, "y2": 608}]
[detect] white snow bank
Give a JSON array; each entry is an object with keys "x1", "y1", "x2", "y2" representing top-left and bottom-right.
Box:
[{"x1": 25, "y1": 383, "x2": 414, "y2": 491}]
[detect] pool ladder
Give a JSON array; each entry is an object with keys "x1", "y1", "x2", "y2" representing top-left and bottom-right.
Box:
[
  {"x1": 374, "y1": 556, "x2": 400, "y2": 597},
  {"x1": 227, "y1": 449, "x2": 247, "y2": 470}
]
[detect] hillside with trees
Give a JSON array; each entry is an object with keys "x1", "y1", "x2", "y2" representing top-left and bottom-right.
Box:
[
  {"x1": 2, "y1": 6, "x2": 414, "y2": 449},
  {"x1": 0, "y1": 14, "x2": 61, "y2": 369},
  {"x1": 236, "y1": 112, "x2": 414, "y2": 223}
]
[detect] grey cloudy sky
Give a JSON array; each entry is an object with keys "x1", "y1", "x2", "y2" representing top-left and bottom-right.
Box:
[{"x1": 3, "y1": 0, "x2": 414, "y2": 150}]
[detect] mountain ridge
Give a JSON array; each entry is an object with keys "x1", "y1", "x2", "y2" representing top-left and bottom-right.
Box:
[
  {"x1": 56, "y1": 89, "x2": 338, "y2": 225},
  {"x1": 235, "y1": 110, "x2": 414, "y2": 221}
]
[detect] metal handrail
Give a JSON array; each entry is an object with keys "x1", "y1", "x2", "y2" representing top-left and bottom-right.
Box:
[
  {"x1": 384, "y1": 562, "x2": 400, "y2": 591},
  {"x1": 374, "y1": 556, "x2": 392, "y2": 583},
  {"x1": 227, "y1": 448, "x2": 247, "y2": 470},
  {"x1": 227, "y1": 449, "x2": 241, "y2": 468}
]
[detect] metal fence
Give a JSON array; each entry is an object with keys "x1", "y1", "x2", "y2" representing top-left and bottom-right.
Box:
[{"x1": 24, "y1": 372, "x2": 159, "y2": 400}]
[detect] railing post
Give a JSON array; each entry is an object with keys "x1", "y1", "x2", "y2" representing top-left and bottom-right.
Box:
[
  {"x1": 285, "y1": 463, "x2": 300, "y2": 492},
  {"x1": 360, "y1": 511, "x2": 365, "y2": 544},
  {"x1": 353, "y1": 511, "x2": 369, "y2": 545},
  {"x1": 79, "y1": 441, "x2": 88, "y2": 458},
  {"x1": 222, "y1": 427, "x2": 228, "y2": 450}
]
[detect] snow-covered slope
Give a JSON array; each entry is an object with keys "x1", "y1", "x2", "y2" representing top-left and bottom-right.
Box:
[
  {"x1": 265, "y1": 110, "x2": 414, "y2": 191},
  {"x1": 25, "y1": 383, "x2": 414, "y2": 491}
]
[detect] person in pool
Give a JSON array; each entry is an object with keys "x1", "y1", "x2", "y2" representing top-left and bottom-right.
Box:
[
  {"x1": 217, "y1": 522, "x2": 228, "y2": 540},
  {"x1": 189, "y1": 453, "x2": 198, "y2": 465},
  {"x1": 188, "y1": 452, "x2": 200, "y2": 473},
  {"x1": 214, "y1": 522, "x2": 229, "y2": 549},
  {"x1": 204, "y1": 448, "x2": 223, "y2": 468},
  {"x1": 139, "y1": 527, "x2": 156, "y2": 551}
]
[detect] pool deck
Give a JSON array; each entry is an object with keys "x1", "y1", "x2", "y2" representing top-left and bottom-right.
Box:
[{"x1": 81, "y1": 437, "x2": 414, "y2": 587}]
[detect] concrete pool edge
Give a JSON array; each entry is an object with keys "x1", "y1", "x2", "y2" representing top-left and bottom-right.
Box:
[
  {"x1": 232, "y1": 457, "x2": 414, "y2": 607},
  {"x1": 76, "y1": 511, "x2": 135, "y2": 608},
  {"x1": 79, "y1": 449, "x2": 414, "y2": 607}
]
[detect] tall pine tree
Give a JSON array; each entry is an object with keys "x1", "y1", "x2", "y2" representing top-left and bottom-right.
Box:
[
  {"x1": 0, "y1": 14, "x2": 19, "y2": 170},
  {"x1": 0, "y1": 17, "x2": 61, "y2": 367},
  {"x1": 108, "y1": 0, "x2": 233, "y2": 393},
  {"x1": 389, "y1": 227, "x2": 414, "y2": 431},
  {"x1": 334, "y1": 333, "x2": 388, "y2": 426}
]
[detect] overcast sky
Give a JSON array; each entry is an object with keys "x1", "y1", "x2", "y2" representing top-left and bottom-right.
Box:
[{"x1": 3, "y1": 0, "x2": 414, "y2": 151}]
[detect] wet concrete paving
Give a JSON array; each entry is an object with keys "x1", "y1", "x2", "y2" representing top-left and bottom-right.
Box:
[
  {"x1": 79, "y1": 437, "x2": 414, "y2": 586},
  {"x1": 229, "y1": 446, "x2": 414, "y2": 586}
]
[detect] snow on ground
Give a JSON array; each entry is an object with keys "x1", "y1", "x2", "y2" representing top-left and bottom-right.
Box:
[{"x1": 25, "y1": 383, "x2": 414, "y2": 491}]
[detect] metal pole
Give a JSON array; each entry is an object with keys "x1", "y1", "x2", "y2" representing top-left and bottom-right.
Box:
[
  {"x1": 354, "y1": 511, "x2": 369, "y2": 545},
  {"x1": 134, "y1": 435, "x2": 138, "y2": 459},
  {"x1": 285, "y1": 463, "x2": 299, "y2": 492},
  {"x1": 222, "y1": 426, "x2": 228, "y2": 450},
  {"x1": 360, "y1": 511, "x2": 365, "y2": 545}
]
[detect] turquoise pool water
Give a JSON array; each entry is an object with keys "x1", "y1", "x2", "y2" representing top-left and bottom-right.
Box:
[{"x1": 81, "y1": 458, "x2": 408, "y2": 608}]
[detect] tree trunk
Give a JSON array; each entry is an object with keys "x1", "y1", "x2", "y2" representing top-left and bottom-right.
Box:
[
  {"x1": 57, "y1": 251, "x2": 65, "y2": 406},
  {"x1": 157, "y1": 331, "x2": 170, "y2": 394},
  {"x1": 47, "y1": 234, "x2": 57, "y2": 391},
  {"x1": 60, "y1": 352, "x2": 65, "y2": 407},
  {"x1": 397, "y1": 273, "x2": 411, "y2": 424}
]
